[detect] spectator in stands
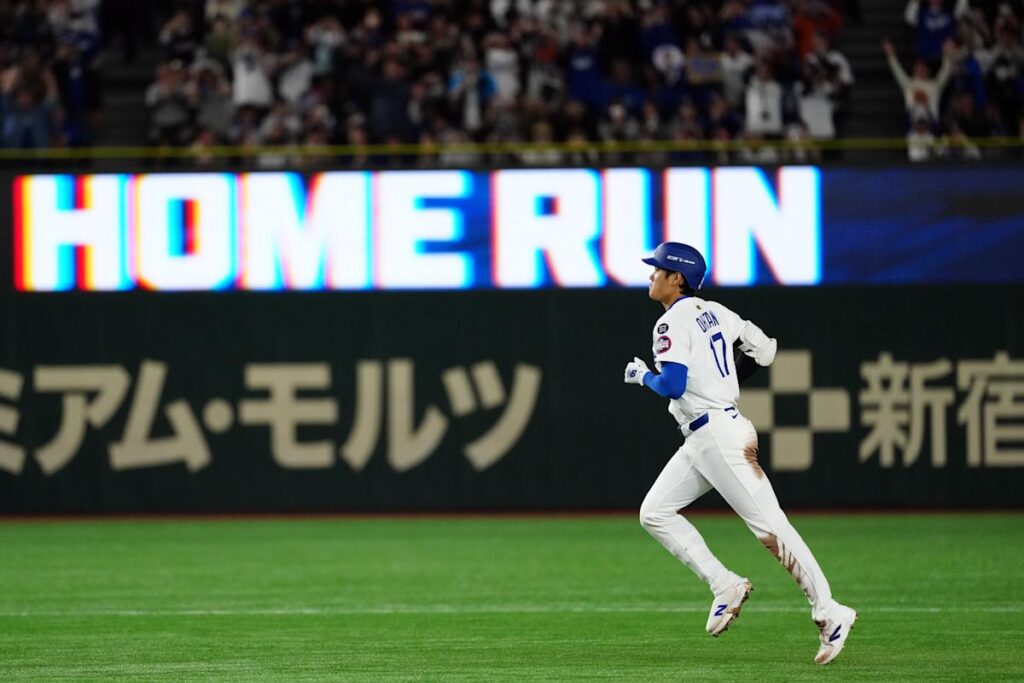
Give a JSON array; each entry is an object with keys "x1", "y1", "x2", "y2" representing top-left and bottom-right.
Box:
[
  {"x1": 666, "y1": 99, "x2": 705, "y2": 140},
  {"x1": 372, "y1": 58, "x2": 413, "y2": 141},
  {"x1": 448, "y1": 53, "x2": 494, "y2": 138},
  {"x1": 555, "y1": 99, "x2": 597, "y2": 141},
  {"x1": 204, "y1": 18, "x2": 239, "y2": 73},
  {"x1": 190, "y1": 127, "x2": 218, "y2": 165},
  {"x1": 745, "y1": 60, "x2": 786, "y2": 137},
  {"x1": 0, "y1": 0, "x2": 109, "y2": 149},
  {"x1": 639, "y1": 99, "x2": 666, "y2": 141},
  {"x1": 305, "y1": 14, "x2": 344, "y2": 77},
  {"x1": 805, "y1": 32, "x2": 854, "y2": 133},
  {"x1": 793, "y1": 0, "x2": 843, "y2": 57},
  {"x1": 640, "y1": 2, "x2": 678, "y2": 61},
  {"x1": 786, "y1": 120, "x2": 820, "y2": 161},
  {"x1": 6, "y1": 1, "x2": 53, "y2": 48},
  {"x1": 604, "y1": 59, "x2": 645, "y2": 115},
  {"x1": 986, "y1": 18, "x2": 1024, "y2": 133},
  {"x1": 795, "y1": 59, "x2": 839, "y2": 139},
  {"x1": 145, "y1": 60, "x2": 192, "y2": 146},
  {"x1": 189, "y1": 62, "x2": 233, "y2": 141},
  {"x1": 719, "y1": 35, "x2": 755, "y2": 106},
  {"x1": 738, "y1": 0, "x2": 795, "y2": 54},
  {"x1": 519, "y1": 120, "x2": 562, "y2": 166},
  {"x1": 231, "y1": 38, "x2": 274, "y2": 112},
  {"x1": 678, "y1": 2, "x2": 718, "y2": 47},
  {"x1": 905, "y1": 0, "x2": 970, "y2": 64},
  {"x1": 438, "y1": 128, "x2": 475, "y2": 167},
  {"x1": 985, "y1": 100, "x2": 1010, "y2": 136},
  {"x1": 883, "y1": 38, "x2": 954, "y2": 128},
  {"x1": 683, "y1": 38, "x2": 724, "y2": 108},
  {"x1": 53, "y1": 32, "x2": 101, "y2": 146},
  {"x1": 599, "y1": 100, "x2": 641, "y2": 143},
  {"x1": 706, "y1": 92, "x2": 742, "y2": 139},
  {"x1": 597, "y1": 0, "x2": 641, "y2": 68},
  {"x1": 257, "y1": 101, "x2": 300, "y2": 147},
  {"x1": 343, "y1": 113, "x2": 371, "y2": 168},
  {"x1": 304, "y1": 101, "x2": 335, "y2": 142},
  {"x1": 1, "y1": 77, "x2": 58, "y2": 148},
  {"x1": 48, "y1": 0, "x2": 101, "y2": 39},
  {"x1": 942, "y1": 120, "x2": 983, "y2": 158},
  {"x1": 651, "y1": 43, "x2": 687, "y2": 112},
  {"x1": 946, "y1": 91, "x2": 989, "y2": 135},
  {"x1": 277, "y1": 41, "x2": 314, "y2": 106},
  {"x1": 945, "y1": 32, "x2": 988, "y2": 111},
  {"x1": 207, "y1": 0, "x2": 245, "y2": 25},
  {"x1": 229, "y1": 103, "x2": 261, "y2": 147},
  {"x1": 806, "y1": 32, "x2": 855, "y2": 95},
  {"x1": 564, "y1": 23, "x2": 604, "y2": 111},
  {"x1": 483, "y1": 32, "x2": 520, "y2": 104},
  {"x1": 159, "y1": 8, "x2": 199, "y2": 63}
]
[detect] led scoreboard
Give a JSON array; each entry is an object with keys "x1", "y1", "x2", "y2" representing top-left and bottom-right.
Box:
[
  {"x1": 11, "y1": 165, "x2": 1024, "y2": 291},
  {"x1": 13, "y1": 168, "x2": 821, "y2": 291}
]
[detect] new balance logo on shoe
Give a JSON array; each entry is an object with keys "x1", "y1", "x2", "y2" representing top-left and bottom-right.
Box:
[
  {"x1": 714, "y1": 604, "x2": 727, "y2": 616},
  {"x1": 829, "y1": 625, "x2": 842, "y2": 642}
]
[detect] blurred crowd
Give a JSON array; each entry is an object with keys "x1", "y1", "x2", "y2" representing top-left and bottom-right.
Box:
[
  {"x1": 5, "y1": 0, "x2": 1023, "y2": 165},
  {"x1": 142, "y1": 0, "x2": 860, "y2": 166},
  {"x1": 886, "y1": 0, "x2": 1024, "y2": 161},
  {"x1": 0, "y1": 0, "x2": 104, "y2": 148}
]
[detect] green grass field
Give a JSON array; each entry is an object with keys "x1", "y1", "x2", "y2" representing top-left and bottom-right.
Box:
[{"x1": 0, "y1": 513, "x2": 1021, "y2": 682}]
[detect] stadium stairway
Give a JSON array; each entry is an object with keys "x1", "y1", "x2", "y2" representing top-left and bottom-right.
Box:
[
  {"x1": 840, "y1": 0, "x2": 913, "y2": 138},
  {"x1": 93, "y1": 47, "x2": 160, "y2": 147}
]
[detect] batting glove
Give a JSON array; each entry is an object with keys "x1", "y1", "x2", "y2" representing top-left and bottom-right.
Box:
[{"x1": 624, "y1": 357, "x2": 650, "y2": 386}]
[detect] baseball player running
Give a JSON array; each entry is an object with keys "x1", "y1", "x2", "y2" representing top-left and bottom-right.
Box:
[{"x1": 623, "y1": 242, "x2": 856, "y2": 665}]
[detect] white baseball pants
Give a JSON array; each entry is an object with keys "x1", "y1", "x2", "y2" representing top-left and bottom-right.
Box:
[{"x1": 639, "y1": 409, "x2": 837, "y2": 621}]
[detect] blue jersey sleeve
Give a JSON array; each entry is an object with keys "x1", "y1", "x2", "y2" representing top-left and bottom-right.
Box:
[{"x1": 642, "y1": 361, "x2": 688, "y2": 399}]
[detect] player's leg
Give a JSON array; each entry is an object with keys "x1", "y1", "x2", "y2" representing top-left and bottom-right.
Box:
[
  {"x1": 639, "y1": 442, "x2": 727, "y2": 586},
  {"x1": 689, "y1": 414, "x2": 836, "y2": 615},
  {"x1": 691, "y1": 413, "x2": 856, "y2": 661},
  {"x1": 639, "y1": 442, "x2": 752, "y2": 635}
]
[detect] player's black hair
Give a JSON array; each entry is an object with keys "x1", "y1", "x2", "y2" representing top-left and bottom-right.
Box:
[
  {"x1": 659, "y1": 267, "x2": 697, "y2": 297},
  {"x1": 676, "y1": 272, "x2": 697, "y2": 297}
]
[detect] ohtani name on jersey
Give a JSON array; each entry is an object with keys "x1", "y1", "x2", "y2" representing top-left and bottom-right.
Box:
[{"x1": 695, "y1": 310, "x2": 720, "y2": 333}]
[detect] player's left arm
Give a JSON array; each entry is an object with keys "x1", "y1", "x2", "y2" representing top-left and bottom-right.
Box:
[
  {"x1": 721, "y1": 306, "x2": 777, "y2": 383},
  {"x1": 736, "y1": 319, "x2": 777, "y2": 367},
  {"x1": 733, "y1": 342, "x2": 761, "y2": 384}
]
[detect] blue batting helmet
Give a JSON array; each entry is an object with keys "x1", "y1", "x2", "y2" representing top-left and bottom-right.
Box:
[{"x1": 642, "y1": 242, "x2": 707, "y2": 289}]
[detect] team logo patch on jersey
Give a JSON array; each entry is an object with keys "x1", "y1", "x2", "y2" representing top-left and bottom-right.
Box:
[
  {"x1": 657, "y1": 323, "x2": 669, "y2": 334},
  {"x1": 654, "y1": 336, "x2": 672, "y2": 354}
]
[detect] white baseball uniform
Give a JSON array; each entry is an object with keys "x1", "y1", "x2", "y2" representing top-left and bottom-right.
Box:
[{"x1": 639, "y1": 296, "x2": 840, "y2": 622}]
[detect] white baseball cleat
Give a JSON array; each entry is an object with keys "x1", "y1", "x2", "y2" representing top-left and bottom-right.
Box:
[
  {"x1": 705, "y1": 578, "x2": 753, "y2": 637},
  {"x1": 814, "y1": 603, "x2": 858, "y2": 665}
]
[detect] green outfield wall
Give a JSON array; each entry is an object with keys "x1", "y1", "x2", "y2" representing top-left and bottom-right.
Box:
[{"x1": 1, "y1": 286, "x2": 1022, "y2": 512}]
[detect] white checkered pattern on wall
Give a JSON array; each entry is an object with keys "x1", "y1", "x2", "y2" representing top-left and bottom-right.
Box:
[{"x1": 739, "y1": 351, "x2": 850, "y2": 471}]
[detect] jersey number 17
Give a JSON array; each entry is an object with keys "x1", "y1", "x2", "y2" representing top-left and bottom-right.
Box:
[{"x1": 710, "y1": 331, "x2": 730, "y2": 378}]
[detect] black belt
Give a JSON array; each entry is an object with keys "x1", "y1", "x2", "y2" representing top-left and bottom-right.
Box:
[{"x1": 688, "y1": 407, "x2": 737, "y2": 432}]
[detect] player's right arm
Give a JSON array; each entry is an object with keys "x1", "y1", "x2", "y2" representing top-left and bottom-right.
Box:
[
  {"x1": 623, "y1": 312, "x2": 693, "y2": 397},
  {"x1": 623, "y1": 357, "x2": 688, "y2": 398}
]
